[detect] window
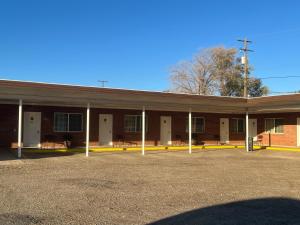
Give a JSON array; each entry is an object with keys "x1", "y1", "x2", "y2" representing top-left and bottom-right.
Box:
[
  {"x1": 124, "y1": 115, "x2": 148, "y2": 132},
  {"x1": 265, "y1": 118, "x2": 284, "y2": 134},
  {"x1": 54, "y1": 113, "x2": 83, "y2": 132},
  {"x1": 186, "y1": 117, "x2": 205, "y2": 133},
  {"x1": 231, "y1": 118, "x2": 245, "y2": 133}
]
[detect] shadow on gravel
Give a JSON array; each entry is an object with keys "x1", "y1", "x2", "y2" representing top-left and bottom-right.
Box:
[
  {"x1": 1, "y1": 148, "x2": 80, "y2": 160},
  {"x1": 0, "y1": 213, "x2": 45, "y2": 225},
  {"x1": 21, "y1": 151, "x2": 79, "y2": 159},
  {"x1": 148, "y1": 197, "x2": 300, "y2": 225},
  {"x1": 0, "y1": 149, "x2": 17, "y2": 161}
]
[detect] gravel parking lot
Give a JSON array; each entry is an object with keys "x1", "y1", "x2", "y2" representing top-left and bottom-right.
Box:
[{"x1": 1, "y1": 149, "x2": 300, "y2": 225}]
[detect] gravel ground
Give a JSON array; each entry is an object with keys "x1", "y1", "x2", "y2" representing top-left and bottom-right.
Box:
[{"x1": 1, "y1": 149, "x2": 300, "y2": 225}]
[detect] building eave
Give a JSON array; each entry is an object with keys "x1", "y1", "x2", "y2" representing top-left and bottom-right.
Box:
[{"x1": 1, "y1": 79, "x2": 300, "y2": 113}]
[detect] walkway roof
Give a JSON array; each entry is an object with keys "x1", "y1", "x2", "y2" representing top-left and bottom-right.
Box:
[{"x1": 0, "y1": 79, "x2": 299, "y2": 114}]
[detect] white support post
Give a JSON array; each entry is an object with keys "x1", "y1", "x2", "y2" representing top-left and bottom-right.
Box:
[
  {"x1": 86, "y1": 103, "x2": 90, "y2": 157},
  {"x1": 17, "y1": 99, "x2": 23, "y2": 158},
  {"x1": 246, "y1": 110, "x2": 249, "y2": 152},
  {"x1": 142, "y1": 106, "x2": 145, "y2": 155},
  {"x1": 188, "y1": 108, "x2": 192, "y2": 154}
]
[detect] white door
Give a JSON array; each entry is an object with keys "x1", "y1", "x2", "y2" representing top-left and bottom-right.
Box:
[
  {"x1": 23, "y1": 112, "x2": 41, "y2": 147},
  {"x1": 249, "y1": 119, "x2": 257, "y2": 141},
  {"x1": 160, "y1": 116, "x2": 172, "y2": 145},
  {"x1": 99, "y1": 114, "x2": 113, "y2": 146},
  {"x1": 297, "y1": 118, "x2": 300, "y2": 146},
  {"x1": 220, "y1": 118, "x2": 229, "y2": 144}
]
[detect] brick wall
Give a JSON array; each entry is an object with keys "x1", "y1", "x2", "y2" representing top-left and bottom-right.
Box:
[
  {"x1": 254, "y1": 113, "x2": 298, "y2": 147},
  {"x1": 0, "y1": 104, "x2": 299, "y2": 148},
  {"x1": 0, "y1": 104, "x2": 18, "y2": 147}
]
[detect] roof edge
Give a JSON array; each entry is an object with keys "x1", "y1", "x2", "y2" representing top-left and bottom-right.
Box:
[{"x1": 0, "y1": 78, "x2": 247, "y2": 100}]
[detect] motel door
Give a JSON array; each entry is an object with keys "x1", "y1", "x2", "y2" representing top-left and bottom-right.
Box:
[
  {"x1": 220, "y1": 118, "x2": 229, "y2": 144},
  {"x1": 248, "y1": 119, "x2": 257, "y2": 141},
  {"x1": 160, "y1": 116, "x2": 172, "y2": 145},
  {"x1": 99, "y1": 114, "x2": 113, "y2": 146},
  {"x1": 23, "y1": 112, "x2": 41, "y2": 147}
]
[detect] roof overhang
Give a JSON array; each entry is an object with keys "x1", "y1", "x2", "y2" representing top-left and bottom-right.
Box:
[
  {"x1": 1, "y1": 79, "x2": 300, "y2": 114},
  {"x1": 0, "y1": 80, "x2": 248, "y2": 114}
]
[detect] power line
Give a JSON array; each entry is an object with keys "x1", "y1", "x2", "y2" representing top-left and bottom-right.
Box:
[
  {"x1": 269, "y1": 91, "x2": 300, "y2": 94},
  {"x1": 257, "y1": 75, "x2": 300, "y2": 80}
]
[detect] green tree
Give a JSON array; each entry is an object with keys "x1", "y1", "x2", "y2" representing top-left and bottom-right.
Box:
[{"x1": 221, "y1": 74, "x2": 269, "y2": 97}]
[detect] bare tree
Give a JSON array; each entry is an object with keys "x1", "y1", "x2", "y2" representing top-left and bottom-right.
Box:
[
  {"x1": 170, "y1": 48, "x2": 219, "y2": 95},
  {"x1": 170, "y1": 47, "x2": 269, "y2": 97}
]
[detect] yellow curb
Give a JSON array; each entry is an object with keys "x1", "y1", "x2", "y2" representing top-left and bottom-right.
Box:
[
  {"x1": 20, "y1": 145, "x2": 263, "y2": 153},
  {"x1": 266, "y1": 147, "x2": 300, "y2": 152},
  {"x1": 91, "y1": 148, "x2": 123, "y2": 152}
]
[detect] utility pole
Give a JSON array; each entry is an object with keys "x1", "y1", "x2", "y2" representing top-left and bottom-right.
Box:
[
  {"x1": 98, "y1": 80, "x2": 108, "y2": 87},
  {"x1": 238, "y1": 38, "x2": 253, "y2": 97},
  {"x1": 238, "y1": 38, "x2": 253, "y2": 153}
]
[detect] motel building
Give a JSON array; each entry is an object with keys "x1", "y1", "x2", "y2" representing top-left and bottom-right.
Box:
[{"x1": 0, "y1": 79, "x2": 300, "y2": 158}]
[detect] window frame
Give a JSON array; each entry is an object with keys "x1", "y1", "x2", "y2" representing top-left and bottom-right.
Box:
[
  {"x1": 53, "y1": 112, "x2": 83, "y2": 132},
  {"x1": 186, "y1": 117, "x2": 205, "y2": 134},
  {"x1": 124, "y1": 115, "x2": 148, "y2": 133},
  {"x1": 231, "y1": 118, "x2": 245, "y2": 133},
  {"x1": 264, "y1": 118, "x2": 284, "y2": 134}
]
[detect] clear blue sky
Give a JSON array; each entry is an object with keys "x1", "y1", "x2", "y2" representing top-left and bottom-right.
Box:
[{"x1": 1, "y1": 0, "x2": 300, "y2": 93}]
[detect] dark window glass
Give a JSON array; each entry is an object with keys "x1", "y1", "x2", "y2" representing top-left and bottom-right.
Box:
[
  {"x1": 275, "y1": 119, "x2": 283, "y2": 133},
  {"x1": 265, "y1": 118, "x2": 284, "y2": 134},
  {"x1": 69, "y1": 114, "x2": 82, "y2": 132},
  {"x1": 54, "y1": 113, "x2": 82, "y2": 132},
  {"x1": 231, "y1": 119, "x2": 244, "y2": 133},
  {"x1": 124, "y1": 115, "x2": 147, "y2": 132},
  {"x1": 54, "y1": 113, "x2": 68, "y2": 132},
  {"x1": 186, "y1": 117, "x2": 205, "y2": 133}
]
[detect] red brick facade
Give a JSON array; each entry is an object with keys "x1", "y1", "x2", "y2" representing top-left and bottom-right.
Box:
[
  {"x1": 253, "y1": 113, "x2": 298, "y2": 147},
  {"x1": 0, "y1": 104, "x2": 299, "y2": 148}
]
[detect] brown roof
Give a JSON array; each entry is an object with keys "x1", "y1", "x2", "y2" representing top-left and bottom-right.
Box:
[{"x1": 0, "y1": 79, "x2": 299, "y2": 113}]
